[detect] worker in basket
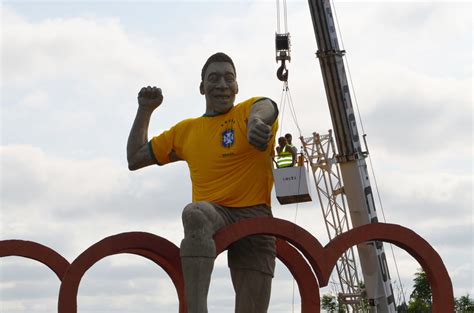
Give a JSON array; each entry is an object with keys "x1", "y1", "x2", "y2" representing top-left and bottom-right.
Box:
[
  {"x1": 285, "y1": 133, "x2": 305, "y2": 166},
  {"x1": 284, "y1": 133, "x2": 298, "y2": 157},
  {"x1": 275, "y1": 136, "x2": 297, "y2": 168}
]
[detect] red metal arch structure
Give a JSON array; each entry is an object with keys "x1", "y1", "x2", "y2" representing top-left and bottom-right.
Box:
[
  {"x1": 0, "y1": 240, "x2": 70, "y2": 280},
  {"x1": 54, "y1": 231, "x2": 320, "y2": 313},
  {"x1": 56, "y1": 232, "x2": 186, "y2": 313},
  {"x1": 214, "y1": 217, "x2": 454, "y2": 313},
  {"x1": 0, "y1": 218, "x2": 454, "y2": 312}
]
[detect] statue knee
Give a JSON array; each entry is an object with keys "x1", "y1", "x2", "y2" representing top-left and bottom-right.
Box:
[
  {"x1": 181, "y1": 202, "x2": 218, "y2": 258},
  {"x1": 182, "y1": 202, "x2": 216, "y2": 238}
]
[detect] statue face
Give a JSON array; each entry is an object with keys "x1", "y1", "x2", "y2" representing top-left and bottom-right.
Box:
[{"x1": 201, "y1": 62, "x2": 238, "y2": 115}]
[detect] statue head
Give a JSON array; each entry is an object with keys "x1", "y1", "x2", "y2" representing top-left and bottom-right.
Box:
[{"x1": 200, "y1": 52, "x2": 239, "y2": 116}]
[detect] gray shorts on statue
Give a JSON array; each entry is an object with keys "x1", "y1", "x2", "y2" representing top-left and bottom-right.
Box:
[{"x1": 211, "y1": 203, "x2": 276, "y2": 277}]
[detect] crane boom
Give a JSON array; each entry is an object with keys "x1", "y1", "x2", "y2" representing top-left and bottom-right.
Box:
[{"x1": 307, "y1": 0, "x2": 396, "y2": 311}]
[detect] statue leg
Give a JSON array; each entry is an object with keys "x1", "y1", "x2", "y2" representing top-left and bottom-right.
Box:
[
  {"x1": 231, "y1": 268, "x2": 273, "y2": 313},
  {"x1": 225, "y1": 205, "x2": 276, "y2": 313},
  {"x1": 180, "y1": 201, "x2": 225, "y2": 313}
]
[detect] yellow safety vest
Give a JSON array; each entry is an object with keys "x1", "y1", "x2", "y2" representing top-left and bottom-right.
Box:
[{"x1": 276, "y1": 145, "x2": 293, "y2": 168}]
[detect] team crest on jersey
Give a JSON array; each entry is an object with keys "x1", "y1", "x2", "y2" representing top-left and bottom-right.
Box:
[{"x1": 222, "y1": 129, "x2": 235, "y2": 148}]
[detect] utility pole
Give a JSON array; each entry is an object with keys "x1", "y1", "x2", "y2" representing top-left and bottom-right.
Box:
[{"x1": 307, "y1": 0, "x2": 396, "y2": 311}]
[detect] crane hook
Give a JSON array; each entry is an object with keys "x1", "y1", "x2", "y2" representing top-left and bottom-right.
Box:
[{"x1": 277, "y1": 59, "x2": 288, "y2": 82}]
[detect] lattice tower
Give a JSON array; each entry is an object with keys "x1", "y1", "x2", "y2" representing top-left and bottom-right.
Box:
[{"x1": 300, "y1": 130, "x2": 364, "y2": 311}]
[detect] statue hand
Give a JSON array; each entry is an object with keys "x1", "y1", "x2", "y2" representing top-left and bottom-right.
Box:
[
  {"x1": 137, "y1": 86, "x2": 163, "y2": 111},
  {"x1": 247, "y1": 117, "x2": 272, "y2": 151}
]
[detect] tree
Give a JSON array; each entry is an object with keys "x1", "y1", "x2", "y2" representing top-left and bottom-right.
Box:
[
  {"x1": 407, "y1": 298, "x2": 430, "y2": 313},
  {"x1": 322, "y1": 294, "x2": 338, "y2": 312},
  {"x1": 455, "y1": 294, "x2": 474, "y2": 312},
  {"x1": 321, "y1": 293, "x2": 349, "y2": 312},
  {"x1": 407, "y1": 268, "x2": 432, "y2": 313}
]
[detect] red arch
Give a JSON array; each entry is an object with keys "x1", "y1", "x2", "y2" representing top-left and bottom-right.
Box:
[
  {"x1": 0, "y1": 240, "x2": 70, "y2": 281},
  {"x1": 325, "y1": 223, "x2": 454, "y2": 313},
  {"x1": 214, "y1": 217, "x2": 454, "y2": 313},
  {"x1": 275, "y1": 239, "x2": 320, "y2": 312},
  {"x1": 214, "y1": 218, "x2": 323, "y2": 312},
  {"x1": 2, "y1": 219, "x2": 454, "y2": 313},
  {"x1": 214, "y1": 217, "x2": 325, "y2": 281},
  {"x1": 57, "y1": 232, "x2": 185, "y2": 313}
]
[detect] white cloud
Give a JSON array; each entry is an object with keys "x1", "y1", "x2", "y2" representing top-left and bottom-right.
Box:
[
  {"x1": 2, "y1": 7, "x2": 168, "y2": 88},
  {"x1": 356, "y1": 62, "x2": 471, "y2": 156},
  {"x1": 1, "y1": 145, "x2": 128, "y2": 211},
  {"x1": 0, "y1": 144, "x2": 190, "y2": 260}
]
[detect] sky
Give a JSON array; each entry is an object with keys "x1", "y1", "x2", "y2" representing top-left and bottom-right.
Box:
[{"x1": 0, "y1": 0, "x2": 472, "y2": 312}]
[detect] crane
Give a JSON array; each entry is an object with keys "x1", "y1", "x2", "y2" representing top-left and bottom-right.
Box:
[{"x1": 306, "y1": 0, "x2": 396, "y2": 311}]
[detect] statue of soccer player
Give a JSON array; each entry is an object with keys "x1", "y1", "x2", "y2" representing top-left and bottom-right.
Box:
[{"x1": 127, "y1": 52, "x2": 278, "y2": 313}]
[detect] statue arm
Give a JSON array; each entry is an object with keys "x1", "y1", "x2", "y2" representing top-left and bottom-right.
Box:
[
  {"x1": 127, "y1": 86, "x2": 163, "y2": 171},
  {"x1": 247, "y1": 98, "x2": 279, "y2": 151},
  {"x1": 250, "y1": 98, "x2": 278, "y2": 124}
]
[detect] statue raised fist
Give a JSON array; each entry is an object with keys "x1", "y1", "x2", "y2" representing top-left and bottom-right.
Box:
[{"x1": 138, "y1": 86, "x2": 163, "y2": 111}]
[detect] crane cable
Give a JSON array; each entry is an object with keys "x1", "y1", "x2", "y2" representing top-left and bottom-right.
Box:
[
  {"x1": 278, "y1": 83, "x2": 297, "y2": 313},
  {"x1": 276, "y1": 0, "x2": 290, "y2": 82},
  {"x1": 277, "y1": 80, "x2": 303, "y2": 313},
  {"x1": 276, "y1": 0, "x2": 288, "y2": 34},
  {"x1": 277, "y1": 63, "x2": 308, "y2": 313},
  {"x1": 330, "y1": 0, "x2": 407, "y2": 305},
  {"x1": 278, "y1": 81, "x2": 303, "y2": 139},
  {"x1": 276, "y1": 3, "x2": 305, "y2": 312}
]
